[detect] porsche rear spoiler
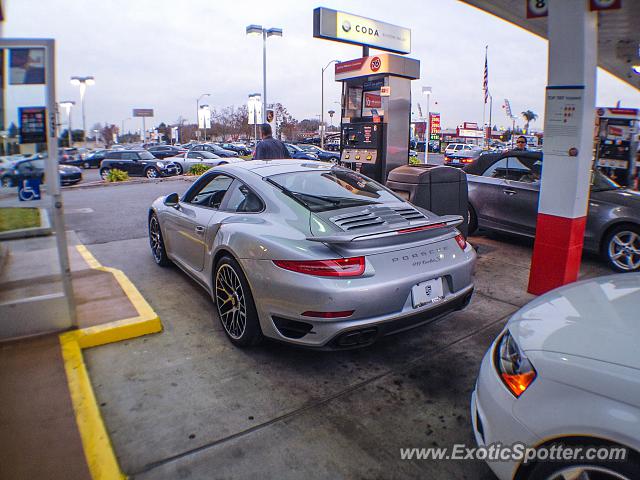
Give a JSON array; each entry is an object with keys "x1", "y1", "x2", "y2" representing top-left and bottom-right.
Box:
[{"x1": 306, "y1": 215, "x2": 463, "y2": 244}]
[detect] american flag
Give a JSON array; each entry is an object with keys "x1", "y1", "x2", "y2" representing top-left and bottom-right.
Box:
[{"x1": 483, "y1": 47, "x2": 489, "y2": 104}]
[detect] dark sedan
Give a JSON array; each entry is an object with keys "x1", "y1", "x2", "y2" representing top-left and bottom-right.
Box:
[
  {"x1": 285, "y1": 143, "x2": 319, "y2": 160},
  {"x1": 146, "y1": 145, "x2": 187, "y2": 159},
  {"x1": 1, "y1": 156, "x2": 82, "y2": 187},
  {"x1": 190, "y1": 143, "x2": 238, "y2": 158},
  {"x1": 218, "y1": 143, "x2": 251, "y2": 156},
  {"x1": 444, "y1": 147, "x2": 484, "y2": 168},
  {"x1": 465, "y1": 150, "x2": 640, "y2": 272},
  {"x1": 298, "y1": 144, "x2": 340, "y2": 162}
]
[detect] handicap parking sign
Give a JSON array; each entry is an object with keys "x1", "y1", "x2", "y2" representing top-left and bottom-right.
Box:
[{"x1": 18, "y1": 178, "x2": 42, "y2": 201}]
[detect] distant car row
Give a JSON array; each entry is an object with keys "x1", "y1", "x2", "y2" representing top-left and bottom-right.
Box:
[{"x1": 1, "y1": 154, "x2": 82, "y2": 187}]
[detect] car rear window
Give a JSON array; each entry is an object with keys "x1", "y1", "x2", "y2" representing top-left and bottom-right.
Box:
[{"x1": 268, "y1": 167, "x2": 398, "y2": 212}]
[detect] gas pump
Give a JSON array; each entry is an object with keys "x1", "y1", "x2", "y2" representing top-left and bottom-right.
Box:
[
  {"x1": 595, "y1": 107, "x2": 639, "y2": 187},
  {"x1": 335, "y1": 53, "x2": 420, "y2": 184}
]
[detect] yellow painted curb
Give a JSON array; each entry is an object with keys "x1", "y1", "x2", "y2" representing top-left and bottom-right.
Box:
[{"x1": 58, "y1": 244, "x2": 164, "y2": 480}]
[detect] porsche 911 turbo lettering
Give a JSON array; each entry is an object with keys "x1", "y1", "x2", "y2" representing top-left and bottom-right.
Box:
[{"x1": 149, "y1": 160, "x2": 476, "y2": 349}]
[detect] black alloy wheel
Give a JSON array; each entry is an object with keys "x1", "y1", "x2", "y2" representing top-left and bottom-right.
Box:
[
  {"x1": 148, "y1": 214, "x2": 171, "y2": 266},
  {"x1": 214, "y1": 256, "x2": 263, "y2": 347}
]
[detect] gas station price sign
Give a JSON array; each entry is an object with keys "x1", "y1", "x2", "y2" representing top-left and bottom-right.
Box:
[
  {"x1": 429, "y1": 113, "x2": 441, "y2": 141},
  {"x1": 19, "y1": 107, "x2": 47, "y2": 144}
]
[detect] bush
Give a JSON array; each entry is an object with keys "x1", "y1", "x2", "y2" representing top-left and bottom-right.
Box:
[
  {"x1": 409, "y1": 156, "x2": 420, "y2": 165},
  {"x1": 106, "y1": 168, "x2": 129, "y2": 182},
  {"x1": 187, "y1": 164, "x2": 213, "y2": 176}
]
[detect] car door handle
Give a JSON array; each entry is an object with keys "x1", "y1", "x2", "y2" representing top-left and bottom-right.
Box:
[
  {"x1": 503, "y1": 189, "x2": 517, "y2": 196},
  {"x1": 194, "y1": 225, "x2": 205, "y2": 234}
]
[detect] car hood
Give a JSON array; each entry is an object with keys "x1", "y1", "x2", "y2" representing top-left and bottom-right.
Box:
[
  {"x1": 508, "y1": 273, "x2": 640, "y2": 370},
  {"x1": 591, "y1": 187, "x2": 640, "y2": 208}
]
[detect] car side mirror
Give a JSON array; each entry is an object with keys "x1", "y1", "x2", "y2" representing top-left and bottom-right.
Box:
[{"x1": 164, "y1": 192, "x2": 179, "y2": 208}]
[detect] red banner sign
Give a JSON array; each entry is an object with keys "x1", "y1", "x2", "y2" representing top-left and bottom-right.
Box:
[{"x1": 335, "y1": 58, "x2": 367, "y2": 74}]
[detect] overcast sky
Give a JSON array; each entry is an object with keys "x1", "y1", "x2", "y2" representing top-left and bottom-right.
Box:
[{"x1": 4, "y1": 0, "x2": 640, "y2": 132}]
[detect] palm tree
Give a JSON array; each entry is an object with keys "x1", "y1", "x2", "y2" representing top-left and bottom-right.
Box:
[{"x1": 521, "y1": 110, "x2": 538, "y2": 133}]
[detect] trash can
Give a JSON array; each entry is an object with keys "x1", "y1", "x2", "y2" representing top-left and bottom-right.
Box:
[{"x1": 386, "y1": 164, "x2": 469, "y2": 238}]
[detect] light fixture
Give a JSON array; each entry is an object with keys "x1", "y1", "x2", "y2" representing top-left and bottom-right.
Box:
[{"x1": 246, "y1": 24, "x2": 263, "y2": 36}]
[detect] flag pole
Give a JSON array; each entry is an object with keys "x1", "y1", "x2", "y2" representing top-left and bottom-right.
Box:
[{"x1": 482, "y1": 45, "x2": 488, "y2": 149}]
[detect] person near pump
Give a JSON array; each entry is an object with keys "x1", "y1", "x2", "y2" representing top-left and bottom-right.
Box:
[
  {"x1": 253, "y1": 123, "x2": 291, "y2": 160},
  {"x1": 514, "y1": 135, "x2": 527, "y2": 151}
]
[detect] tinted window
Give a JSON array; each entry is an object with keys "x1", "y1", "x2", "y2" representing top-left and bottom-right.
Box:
[
  {"x1": 121, "y1": 152, "x2": 137, "y2": 160},
  {"x1": 506, "y1": 157, "x2": 540, "y2": 183},
  {"x1": 106, "y1": 152, "x2": 121, "y2": 159},
  {"x1": 269, "y1": 167, "x2": 397, "y2": 212},
  {"x1": 188, "y1": 174, "x2": 234, "y2": 209},
  {"x1": 224, "y1": 181, "x2": 264, "y2": 213},
  {"x1": 187, "y1": 152, "x2": 202, "y2": 159},
  {"x1": 483, "y1": 158, "x2": 509, "y2": 178},
  {"x1": 138, "y1": 151, "x2": 156, "y2": 160}
]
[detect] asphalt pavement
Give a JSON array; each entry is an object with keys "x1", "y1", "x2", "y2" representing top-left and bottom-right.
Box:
[{"x1": 59, "y1": 179, "x2": 607, "y2": 479}]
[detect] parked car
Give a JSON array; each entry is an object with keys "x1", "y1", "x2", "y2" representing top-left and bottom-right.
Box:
[
  {"x1": 1, "y1": 156, "x2": 82, "y2": 187},
  {"x1": 100, "y1": 149, "x2": 178, "y2": 179},
  {"x1": 59, "y1": 147, "x2": 90, "y2": 166},
  {"x1": 473, "y1": 273, "x2": 640, "y2": 480},
  {"x1": 149, "y1": 160, "x2": 475, "y2": 348},
  {"x1": 444, "y1": 143, "x2": 473, "y2": 157},
  {"x1": 79, "y1": 149, "x2": 108, "y2": 169},
  {"x1": 0, "y1": 155, "x2": 26, "y2": 181},
  {"x1": 165, "y1": 150, "x2": 242, "y2": 175},
  {"x1": 465, "y1": 150, "x2": 640, "y2": 272},
  {"x1": 218, "y1": 143, "x2": 251, "y2": 156},
  {"x1": 147, "y1": 145, "x2": 187, "y2": 159},
  {"x1": 444, "y1": 146, "x2": 484, "y2": 167},
  {"x1": 190, "y1": 143, "x2": 238, "y2": 158},
  {"x1": 298, "y1": 144, "x2": 340, "y2": 162},
  {"x1": 285, "y1": 143, "x2": 319, "y2": 160}
]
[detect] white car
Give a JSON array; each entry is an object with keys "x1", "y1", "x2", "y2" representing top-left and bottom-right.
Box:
[
  {"x1": 444, "y1": 143, "x2": 473, "y2": 157},
  {"x1": 165, "y1": 150, "x2": 242, "y2": 175},
  {"x1": 472, "y1": 273, "x2": 640, "y2": 480}
]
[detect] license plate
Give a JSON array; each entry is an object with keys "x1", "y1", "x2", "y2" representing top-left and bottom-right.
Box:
[{"x1": 412, "y1": 277, "x2": 444, "y2": 308}]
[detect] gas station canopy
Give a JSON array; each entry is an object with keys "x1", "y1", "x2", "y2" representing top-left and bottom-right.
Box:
[{"x1": 461, "y1": 0, "x2": 640, "y2": 91}]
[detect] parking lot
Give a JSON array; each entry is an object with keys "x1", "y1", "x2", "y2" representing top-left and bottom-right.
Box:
[{"x1": 58, "y1": 180, "x2": 608, "y2": 479}]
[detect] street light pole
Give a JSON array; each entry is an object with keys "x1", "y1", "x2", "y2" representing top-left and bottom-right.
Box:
[
  {"x1": 121, "y1": 117, "x2": 131, "y2": 143},
  {"x1": 321, "y1": 59, "x2": 340, "y2": 149},
  {"x1": 70, "y1": 76, "x2": 95, "y2": 143},
  {"x1": 196, "y1": 93, "x2": 211, "y2": 142},
  {"x1": 247, "y1": 25, "x2": 283, "y2": 124},
  {"x1": 59, "y1": 101, "x2": 75, "y2": 147},
  {"x1": 422, "y1": 86, "x2": 432, "y2": 164}
]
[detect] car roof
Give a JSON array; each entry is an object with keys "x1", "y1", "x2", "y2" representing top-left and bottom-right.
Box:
[
  {"x1": 218, "y1": 159, "x2": 334, "y2": 177},
  {"x1": 464, "y1": 150, "x2": 542, "y2": 175}
]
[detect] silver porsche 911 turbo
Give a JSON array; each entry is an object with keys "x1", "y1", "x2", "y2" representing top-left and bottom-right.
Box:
[{"x1": 149, "y1": 160, "x2": 476, "y2": 348}]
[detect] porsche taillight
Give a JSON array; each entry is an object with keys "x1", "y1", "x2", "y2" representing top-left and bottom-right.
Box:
[{"x1": 273, "y1": 257, "x2": 365, "y2": 277}]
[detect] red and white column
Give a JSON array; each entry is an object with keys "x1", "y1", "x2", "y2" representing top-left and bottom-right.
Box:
[{"x1": 528, "y1": 0, "x2": 598, "y2": 295}]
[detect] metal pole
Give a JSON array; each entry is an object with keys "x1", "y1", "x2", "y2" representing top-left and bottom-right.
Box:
[
  {"x1": 68, "y1": 107, "x2": 73, "y2": 147},
  {"x1": 425, "y1": 94, "x2": 430, "y2": 164},
  {"x1": 262, "y1": 29, "x2": 267, "y2": 124},
  {"x1": 142, "y1": 117, "x2": 146, "y2": 143},
  {"x1": 488, "y1": 95, "x2": 493, "y2": 147},
  {"x1": 196, "y1": 98, "x2": 199, "y2": 141},
  {"x1": 321, "y1": 67, "x2": 324, "y2": 149},
  {"x1": 80, "y1": 82, "x2": 86, "y2": 143},
  {"x1": 46, "y1": 40, "x2": 77, "y2": 327}
]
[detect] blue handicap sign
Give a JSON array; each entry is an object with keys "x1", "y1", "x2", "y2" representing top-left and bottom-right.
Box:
[{"x1": 18, "y1": 177, "x2": 42, "y2": 201}]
